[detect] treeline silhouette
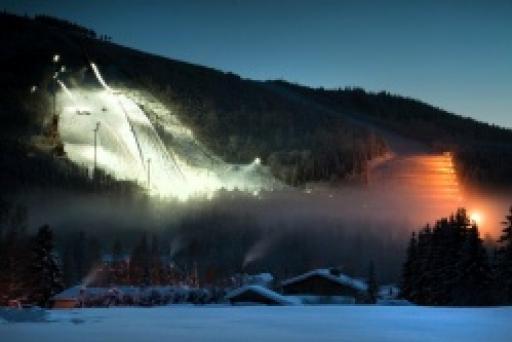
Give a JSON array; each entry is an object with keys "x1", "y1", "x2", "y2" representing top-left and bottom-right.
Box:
[
  {"x1": 278, "y1": 83, "x2": 512, "y2": 187},
  {"x1": 34, "y1": 15, "x2": 98, "y2": 39},
  {"x1": 401, "y1": 207, "x2": 512, "y2": 306},
  {"x1": 1, "y1": 12, "x2": 111, "y2": 41},
  {"x1": 0, "y1": 141, "x2": 141, "y2": 195},
  {"x1": 0, "y1": 199, "x2": 63, "y2": 306},
  {"x1": 60, "y1": 232, "x2": 199, "y2": 289}
]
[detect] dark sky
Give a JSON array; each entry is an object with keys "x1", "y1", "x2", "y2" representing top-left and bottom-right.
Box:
[{"x1": 3, "y1": 0, "x2": 511, "y2": 128}]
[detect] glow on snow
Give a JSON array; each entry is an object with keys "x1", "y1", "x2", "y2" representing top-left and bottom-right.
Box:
[{"x1": 56, "y1": 63, "x2": 281, "y2": 200}]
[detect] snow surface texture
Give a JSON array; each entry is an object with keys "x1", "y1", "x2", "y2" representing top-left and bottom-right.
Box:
[
  {"x1": 56, "y1": 64, "x2": 281, "y2": 200},
  {"x1": 1, "y1": 306, "x2": 511, "y2": 342}
]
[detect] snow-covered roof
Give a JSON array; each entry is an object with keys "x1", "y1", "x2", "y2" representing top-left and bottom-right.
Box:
[
  {"x1": 52, "y1": 285, "x2": 122, "y2": 300},
  {"x1": 235, "y1": 273, "x2": 274, "y2": 287},
  {"x1": 250, "y1": 273, "x2": 273, "y2": 284},
  {"x1": 281, "y1": 269, "x2": 368, "y2": 292},
  {"x1": 225, "y1": 285, "x2": 298, "y2": 305}
]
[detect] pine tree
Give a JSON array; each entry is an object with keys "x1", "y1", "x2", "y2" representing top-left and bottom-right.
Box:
[
  {"x1": 366, "y1": 260, "x2": 378, "y2": 304},
  {"x1": 402, "y1": 208, "x2": 497, "y2": 306},
  {"x1": 150, "y1": 235, "x2": 163, "y2": 285},
  {"x1": 496, "y1": 206, "x2": 512, "y2": 304},
  {"x1": 111, "y1": 239, "x2": 127, "y2": 285},
  {"x1": 129, "y1": 233, "x2": 150, "y2": 286},
  {"x1": 28, "y1": 225, "x2": 63, "y2": 307},
  {"x1": 453, "y1": 223, "x2": 493, "y2": 305},
  {"x1": 412, "y1": 225, "x2": 433, "y2": 304},
  {"x1": 0, "y1": 203, "x2": 29, "y2": 303},
  {"x1": 400, "y1": 232, "x2": 417, "y2": 300},
  {"x1": 430, "y1": 211, "x2": 468, "y2": 305}
]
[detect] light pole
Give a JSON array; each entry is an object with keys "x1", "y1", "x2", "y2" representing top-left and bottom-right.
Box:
[
  {"x1": 93, "y1": 122, "x2": 101, "y2": 178},
  {"x1": 52, "y1": 54, "x2": 60, "y2": 118},
  {"x1": 52, "y1": 81, "x2": 56, "y2": 117},
  {"x1": 147, "y1": 158, "x2": 151, "y2": 191}
]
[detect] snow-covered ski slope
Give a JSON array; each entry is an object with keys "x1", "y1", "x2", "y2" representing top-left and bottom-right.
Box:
[{"x1": 56, "y1": 63, "x2": 281, "y2": 200}]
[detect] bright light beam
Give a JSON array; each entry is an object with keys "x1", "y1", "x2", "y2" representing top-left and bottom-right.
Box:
[
  {"x1": 90, "y1": 62, "x2": 113, "y2": 92},
  {"x1": 470, "y1": 211, "x2": 483, "y2": 226}
]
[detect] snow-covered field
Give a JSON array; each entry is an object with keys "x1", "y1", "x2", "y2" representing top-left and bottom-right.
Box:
[{"x1": 1, "y1": 306, "x2": 511, "y2": 342}]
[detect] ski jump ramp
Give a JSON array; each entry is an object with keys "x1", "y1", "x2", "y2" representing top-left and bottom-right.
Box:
[{"x1": 56, "y1": 63, "x2": 280, "y2": 200}]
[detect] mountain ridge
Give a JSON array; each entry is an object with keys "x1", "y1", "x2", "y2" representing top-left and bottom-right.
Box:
[{"x1": 1, "y1": 12, "x2": 511, "y2": 193}]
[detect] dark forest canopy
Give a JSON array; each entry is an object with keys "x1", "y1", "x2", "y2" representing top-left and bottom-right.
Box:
[
  {"x1": 401, "y1": 207, "x2": 512, "y2": 306},
  {"x1": 1, "y1": 11, "x2": 512, "y2": 194}
]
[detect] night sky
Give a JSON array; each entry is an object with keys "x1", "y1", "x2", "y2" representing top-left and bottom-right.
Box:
[{"x1": 3, "y1": 0, "x2": 511, "y2": 128}]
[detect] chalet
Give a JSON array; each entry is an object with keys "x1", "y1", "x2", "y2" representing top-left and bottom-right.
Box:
[
  {"x1": 51, "y1": 286, "x2": 116, "y2": 308},
  {"x1": 231, "y1": 272, "x2": 274, "y2": 288},
  {"x1": 51, "y1": 286, "x2": 175, "y2": 308},
  {"x1": 280, "y1": 268, "x2": 367, "y2": 304},
  {"x1": 225, "y1": 285, "x2": 297, "y2": 306},
  {"x1": 50, "y1": 284, "x2": 220, "y2": 308},
  {"x1": 51, "y1": 286, "x2": 86, "y2": 308}
]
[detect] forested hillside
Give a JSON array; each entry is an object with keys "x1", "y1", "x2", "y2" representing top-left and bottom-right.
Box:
[
  {"x1": 1, "y1": 12, "x2": 511, "y2": 192},
  {"x1": 275, "y1": 83, "x2": 512, "y2": 187}
]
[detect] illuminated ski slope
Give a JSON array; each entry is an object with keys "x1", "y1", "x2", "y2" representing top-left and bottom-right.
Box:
[
  {"x1": 369, "y1": 152, "x2": 464, "y2": 216},
  {"x1": 370, "y1": 153, "x2": 461, "y2": 201},
  {"x1": 56, "y1": 64, "x2": 281, "y2": 199}
]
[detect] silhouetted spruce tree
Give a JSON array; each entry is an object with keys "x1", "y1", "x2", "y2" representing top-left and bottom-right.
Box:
[
  {"x1": 28, "y1": 225, "x2": 63, "y2": 307},
  {"x1": 401, "y1": 232, "x2": 417, "y2": 299},
  {"x1": 453, "y1": 223, "x2": 493, "y2": 305},
  {"x1": 401, "y1": 208, "x2": 493, "y2": 306},
  {"x1": 412, "y1": 225, "x2": 433, "y2": 304},
  {"x1": 0, "y1": 203, "x2": 29, "y2": 303},
  {"x1": 150, "y1": 235, "x2": 163, "y2": 285},
  {"x1": 129, "y1": 233, "x2": 150, "y2": 286},
  {"x1": 428, "y1": 218, "x2": 450, "y2": 305},
  {"x1": 366, "y1": 260, "x2": 378, "y2": 304},
  {"x1": 496, "y1": 206, "x2": 512, "y2": 304},
  {"x1": 111, "y1": 239, "x2": 127, "y2": 285},
  {"x1": 431, "y1": 211, "x2": 469, "y2": 305}
]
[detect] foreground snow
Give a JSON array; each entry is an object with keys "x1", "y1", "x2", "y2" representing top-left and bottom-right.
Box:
[{"x1": 1, "y1": 306, "x2": 511, "y2": 342}]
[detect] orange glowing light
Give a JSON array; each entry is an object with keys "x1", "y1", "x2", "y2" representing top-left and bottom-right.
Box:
[{"x1": 469, "y1": 211, "x2": 483, "y2": 226}]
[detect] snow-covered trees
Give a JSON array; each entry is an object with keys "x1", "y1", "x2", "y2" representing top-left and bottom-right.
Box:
[
  {"x1": 453, "y1": 224, "x2": 493, "y2": 305},
  {"x1": 129, "y1": 234, "x2": 150, "y2": 286},
  {"x1": 110, "y1": 239, "x2": 129, "y2": 285},
  {"x1": 401, "y1": 208, "x2": 493, "y2": 306},
  {"x1": 495, "y1": 207, "x2": 512, "y2": 304},
  {"x1": 27, "y1": 225, "x2": 63, "y2": 306},
  {"x1": 400, "y1": 233, "x2": 417, "y2": 300},
  {"x1": 0, "y1": 202, "x2": 30, "y2": 304}
]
